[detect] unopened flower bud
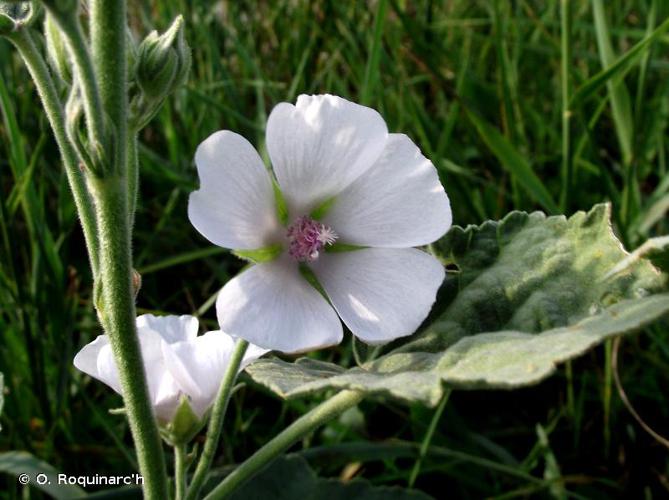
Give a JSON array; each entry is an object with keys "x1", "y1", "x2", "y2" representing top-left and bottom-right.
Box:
[
  {"x1": 44, "y1": 13, "x2": 72, "y2": 84},
  {"x1": 136, "y1": 15, "x2": 191, "y2": 101},
  {"x1": 0, "y1": 1, "x2": 40, "y2": 35},
  {"x1": 126, "y1": 27, "x2": 138, "y2": 77}
]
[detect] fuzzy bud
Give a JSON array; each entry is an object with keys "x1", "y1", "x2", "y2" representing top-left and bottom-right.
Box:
[
  {"x1": 44, "y1": 13, "x2": 72, "y2": 84},
  {"x1": 135, "y1": 15, "x2": 191, "y2": 101},
  {"x1": 0, "y1": 1, "x2": 40, "y2": 35}
]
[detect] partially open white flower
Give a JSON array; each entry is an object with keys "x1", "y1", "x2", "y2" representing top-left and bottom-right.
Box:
[
  {"x1": 73, "y1": 314, "x2": 267, "y2": 422},
  {"x1": 189, "y1": 94, "x2": 451, "y2": 353}
]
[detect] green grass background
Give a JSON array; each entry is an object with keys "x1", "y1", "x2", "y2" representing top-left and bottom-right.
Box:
[{"x1": 2, "y1": 0, "x2": 669, "y2": 498}]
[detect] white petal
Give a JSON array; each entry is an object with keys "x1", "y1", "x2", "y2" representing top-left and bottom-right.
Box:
[
  {"x1": 323, "y1": 134, "x2": 451, "y2": 247},
  {"x1": 73, "y1": 335, "x2": 123, "y2": 394},
  {"x1": 136, "y1": 314, "x2": 199, "y2": 344},
  {"x1": 162, "y1": 331, "x2": 233, "y2": 417},
  {"x1": 73, "y1": 330, "x2": 180, "y2": 421},
  {"x1": 312, "y1": 248, "x2": 445, "y2": 344},
  {"x1": 216, "y1": 259, "x2": 343, "y2": 353},
  {"x1": 163, "y1": 332, "x2": 269, "y2": 417},
  {"x1": 266, "y1": 95, "x2": 388, "y2": 213},
  {"x1": 188, "y1": 130, "x2": 280, "y2": 249},
  {"x1": 137, "y1": 329, "x2": 181, "y2": 419}
]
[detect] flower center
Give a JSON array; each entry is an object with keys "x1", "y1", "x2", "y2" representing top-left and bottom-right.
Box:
[{"x1": 286, "y1": 216, "x2": 337, "y2": 262}]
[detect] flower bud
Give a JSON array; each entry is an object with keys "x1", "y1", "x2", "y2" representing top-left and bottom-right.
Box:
[
  {"x1": 0, "y1": 1, "x2": 40, "y2": 35},
  {"x1": 126, "y1": 27, "x2": 138, "y2": 77},
  {"x1": 135, "y1": 15, "x2": 191, "y2": 101},
  {"x1": 44, "y1": 13, "x2": 72, "y2": 84}
]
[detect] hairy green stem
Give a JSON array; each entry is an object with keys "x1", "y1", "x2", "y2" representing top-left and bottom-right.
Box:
[
  {"x1": 42, "y1": 5, "x2": 106, "y2": 150},
  {"x1": 90, "y1": 176, "x2": 168, "y2": 499},
  {"x1": 186, "y1": 340, "x2": 249, "y2": 500},
  {"x1": 90, "y1": 0, "x2": 127, "y2": 176},
  {"x1": 127, "y1": 133, "x2": 139, "y2": 229},
  {"x1": 204, "y1": 390, "x2": 364, "y2": 499},
  {"x1": 88, "y1": 2, "x2": 168, "y2": 497},
  {"x1": 6, "y1": 28, "x2": 99, "y2": 275},
  {"x1": 175, "y1": 444, "x2": 187, "y2": 500}
]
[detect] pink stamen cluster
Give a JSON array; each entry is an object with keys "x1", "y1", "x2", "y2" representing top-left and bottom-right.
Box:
[{"x1": 287, "y1": 216, "x2": 338, "y2": 262}]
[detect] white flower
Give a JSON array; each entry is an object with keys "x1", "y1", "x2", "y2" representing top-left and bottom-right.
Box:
[
  {"x1": 73, "y1": 314, "x2": 267, "y2": 422},
  {"x1": 188, "y1": 94, "x2": 451, "y2": 353}
]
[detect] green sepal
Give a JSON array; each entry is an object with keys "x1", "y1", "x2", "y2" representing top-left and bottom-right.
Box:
[
  {"x1": 159, "y1": 396, "x2": 206, "y2": 446},
  {"x1": 298, "y1": 264, "x2": 329, "y2": 301},
  {"x1": 310, "y1": 196, "x2": 336, "y2": 220},
  {"x1": 326, "y1": 242, "x2": 367, "y2": 253},
  {"x1": 272, "y1": 179, "x2": 289, "y2": 225},
  {"x1": 233, "y1": 244, "x2": 283, "y2": 264}
]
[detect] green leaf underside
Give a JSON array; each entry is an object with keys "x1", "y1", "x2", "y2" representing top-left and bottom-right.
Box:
[
  {"x1": 228, "y1": 455, "x2": 432, "y2": 500},
  {"x1": 0, "y1": 451, "x2": 86, "y2": 499},
  {"x1": 246, "y1": 204, "x2": 669, "y2": 406},
  {"x1": 233, "y1": 244, "x2": 283, "y2": 263}
]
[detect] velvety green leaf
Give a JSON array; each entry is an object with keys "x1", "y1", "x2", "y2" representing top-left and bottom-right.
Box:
[
  {"x1": 228, "y1": 454, "x2": 432, "y2": 500},
  {"x1": 0, "y1": 451, "x2": 86, "y2": 499},
  {"x1": 247, "y1": 205, "x2": 669, "y2": 405}
]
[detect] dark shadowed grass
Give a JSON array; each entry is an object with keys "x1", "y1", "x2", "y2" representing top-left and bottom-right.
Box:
[{"x1": 1, "y1": 1, "x2": 669, "y2": 498}]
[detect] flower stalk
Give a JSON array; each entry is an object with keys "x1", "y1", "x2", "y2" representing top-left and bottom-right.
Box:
[
  {"x1": 5, "y1": 27, "x2": 99, "y2": 275},
  {"x1": 175, "y1": 443, "x2": 187, "y2": 500},
  {"x1": 186, "y1": 339, "x2": 249, "y2": 500},
  {"x1": 89, "y1": 175, "x2": 168, "y2": 499},
  {"x1": 204, "y1": 390, "x2": 364, "y2": 499},
  {"x1": 90, "y1": 0, "x2": 127, "y2": 177},
  {"x1": 7, "y1": 2, "x2": 189, "y2": 497},
  {"x1": 87, "y1": 2, "x2": 168, "y2": 497},
  {"x1": 42, "y1": 1, "x2": 106, "y2": 152}
]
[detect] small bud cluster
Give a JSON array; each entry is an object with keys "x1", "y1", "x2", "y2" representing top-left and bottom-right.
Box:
[{"x1": 129, "y1": 15, "x2": 191, "y2": 129}]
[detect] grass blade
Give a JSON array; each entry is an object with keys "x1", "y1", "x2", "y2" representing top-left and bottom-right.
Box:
[
  {"x1": 360, "y1": 0, "x2": 388, "y2": 105},
  {"x1": 465, "y1": 108, "x2": 559, "y2": 213},
  {"x1": 591, "y1": 0, "x2": 634, "y2": 167},
  {"x1": 572, "y1": 10, "x2": 669, "y2": 109}
]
